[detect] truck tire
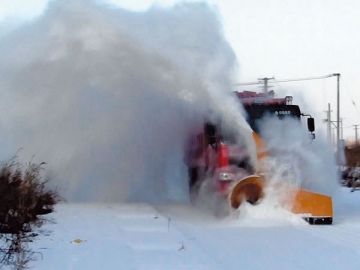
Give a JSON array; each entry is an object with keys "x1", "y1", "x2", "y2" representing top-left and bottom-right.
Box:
[
  {"x1": 214, "y1": 195, "x2": 231, "y2": 218},
  {"x1": 189, "y1": 167, "x2": 200, "y2": 204},
  {"x1": 188, "y1": 167, "x2": 198, "y2": 190}
]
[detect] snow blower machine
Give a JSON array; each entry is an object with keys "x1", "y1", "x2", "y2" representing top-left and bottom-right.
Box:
[{"x1": 185, "y1": 90, "x2": 333, "y2": 225}]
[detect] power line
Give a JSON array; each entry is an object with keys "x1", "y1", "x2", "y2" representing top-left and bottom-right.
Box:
[
  {"x1": 274, "y1": 74, "x2": 335, "y2": 83},
  {"x1": 234, "y1": 81, "x2": 264, "y2": 86},
  {"x1": 340, "y1": 77, "x2": 360, "y2": 116},
  {"x1": 234, "y1": 74, "x2": 335, "y2": 86}
]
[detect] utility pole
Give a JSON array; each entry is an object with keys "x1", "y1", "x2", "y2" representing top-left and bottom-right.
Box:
[
  {"x1": 258, "y1": 77, "x2": 274, "y2": 94},
  {"x1": 354, "y1": 125, "x2": 359, "y2": 146},
  {"x1": 324, "y1": 103, "x2": 332, "y2": 144},
  {"x1": 333, "y1": 73, "x2": 341, "y2": 164}
]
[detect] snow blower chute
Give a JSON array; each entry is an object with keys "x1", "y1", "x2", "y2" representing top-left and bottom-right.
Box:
[{"x1": 185, "y1": 91, "x2": 333, "y2": 225}]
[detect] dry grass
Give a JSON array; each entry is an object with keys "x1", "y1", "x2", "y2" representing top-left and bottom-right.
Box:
[
  {"x1": 0, "y1": 157, "x2": 60, "y2": 234},
  {"x1": 0, "y1": 156, "x2": 61, "y2": 269},
  {"x1": 345, "y1": 142, "x2": 360, "y2": 167}
]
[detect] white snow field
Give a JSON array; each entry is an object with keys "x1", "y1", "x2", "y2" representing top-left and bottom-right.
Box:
[{"x1": 31, "y1": 187, "x2": 360, "y2": 270}]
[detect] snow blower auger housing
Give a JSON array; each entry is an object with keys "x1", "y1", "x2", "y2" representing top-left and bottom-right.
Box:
[{"x1": 185, "y1": 90, "x2": 333, "y2": 225}]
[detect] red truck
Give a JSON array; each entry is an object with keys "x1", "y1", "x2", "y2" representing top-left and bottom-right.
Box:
[{"x1": 184, "y1": 91, "x2": 333, "y2": 224}]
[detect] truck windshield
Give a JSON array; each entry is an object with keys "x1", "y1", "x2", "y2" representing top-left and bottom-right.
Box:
[
  {"x1": 219, "y1": 123, "x2": 238, "y2": 144},
  {"x1": 243, "y1": 104, "x2": 301, "y2": 133}
]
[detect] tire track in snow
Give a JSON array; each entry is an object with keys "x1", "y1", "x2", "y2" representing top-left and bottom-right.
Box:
[
  {"x1": 297, "y1": 193, "x2": 360, "y2": 255},
  {"x1": 299, "y1": 225, "x2": 360, "y2": 253},
  {"x1": 33, "y1": 203, "x2": 221, "y2": 270},
  {"x1": 155, "y1": 202, "x2": 360, "y2": 270},
  {"x1": 153, "y1": 204, "x2": 229, "y2": 270}
]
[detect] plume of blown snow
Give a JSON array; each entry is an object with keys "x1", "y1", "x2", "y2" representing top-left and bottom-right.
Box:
[
  {"x1": 0, "y1": 0, "x2": 253, "y2": 203},
  {"x1": 228, "y1": 110, "x2": 338, "y2": 226},
  {"x1": 258, "y1": 116, "x2": 338, "y2": 196}
]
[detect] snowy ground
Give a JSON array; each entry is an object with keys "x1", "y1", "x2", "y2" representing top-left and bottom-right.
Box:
[{"x1": 30, "y1": 187, "x2": 360, "y2": 270}]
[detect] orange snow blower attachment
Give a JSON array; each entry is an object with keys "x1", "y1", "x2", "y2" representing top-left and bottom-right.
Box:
[
  {"x1": 229, "y1": 178, "x2": 333, "y2": 224},
  {"x1": 229, "y1": 175, "x2": 265, "y2": 209},
  {"x1": 228, "y1": 132, "x2": 333, "y2": 225},
  {"x1": 286, "y1": 188, "x2": 333, "y2": 224},
  {"x1": 228, "y1": 133, "x2": 268, "y2": 209}
]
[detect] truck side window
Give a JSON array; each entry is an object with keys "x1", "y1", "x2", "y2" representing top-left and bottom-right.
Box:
[{"x1": 205, "y1": 122, "x2": 217, "y2": 146}]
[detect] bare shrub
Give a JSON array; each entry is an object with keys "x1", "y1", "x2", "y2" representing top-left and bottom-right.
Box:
[
  {"x1": 0, "y1": 156, "x2": 61, "y2": 269},
  {"x1": 0, "y1": 232, "x2": 36, "y2": 270}
]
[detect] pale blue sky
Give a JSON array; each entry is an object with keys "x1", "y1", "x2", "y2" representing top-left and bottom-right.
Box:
[{"x1": 1, "y1": 0, "x2": 359, "y2": 140}]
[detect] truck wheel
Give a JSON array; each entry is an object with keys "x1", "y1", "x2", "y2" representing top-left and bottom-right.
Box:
[
  {"x1": 189, "y1": 167, "x2": 200, "y2": 204},
  {"x1": 214, "y1": 195, "x2": 231, "y2": 218},
  {"x1": 189, "y1": 167, "x2": 198, "y2": 189}
]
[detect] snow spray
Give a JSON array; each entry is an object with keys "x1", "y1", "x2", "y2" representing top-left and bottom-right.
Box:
[
  {"x1": 260, "y1": 116, "x2": 338, "y2": 196},
  {"x1": 233, "y1": 113, "x2": 339, "y2": 225},
  {"x1": 0, "y1": 0, "x2": 254, "y2": 203}
]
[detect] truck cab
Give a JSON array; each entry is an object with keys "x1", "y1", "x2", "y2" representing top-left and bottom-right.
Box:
[{"x1": 185, "y1": 91, "x2": 315, "y2": 202}]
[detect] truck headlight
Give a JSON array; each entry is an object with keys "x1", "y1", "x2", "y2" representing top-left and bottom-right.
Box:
[{"x1": 219, "y1": 172, "x2": 235, "y2": 181}]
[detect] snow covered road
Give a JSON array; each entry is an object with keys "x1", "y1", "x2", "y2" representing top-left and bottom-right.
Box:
[{"x1": 32, "y1": 188, "x2": 360, "y2": 270}]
